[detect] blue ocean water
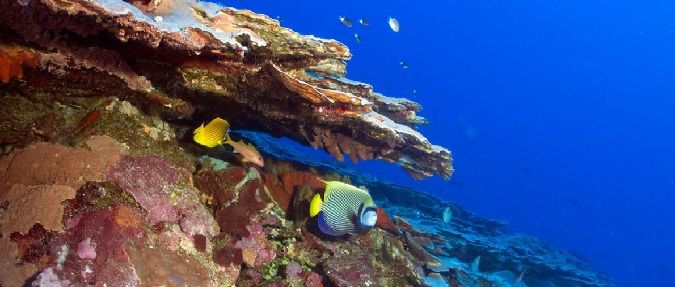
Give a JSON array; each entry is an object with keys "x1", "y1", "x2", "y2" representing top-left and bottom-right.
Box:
[{"x1": 224, "y1": 1, "x2": 675, "y2": 286}]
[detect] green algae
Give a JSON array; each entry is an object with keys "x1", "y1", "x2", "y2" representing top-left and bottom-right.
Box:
[
  {"x1": 84, "y1": 102, "x2": 195, "y2": 170},
  {"x1": 178, "y1": 67, "x2": 243, "y2": 96}
]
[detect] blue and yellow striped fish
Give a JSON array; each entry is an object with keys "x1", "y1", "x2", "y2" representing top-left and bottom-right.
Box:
[{"x1": 309, "y1": 181, "x2": 378, "y2": 236}]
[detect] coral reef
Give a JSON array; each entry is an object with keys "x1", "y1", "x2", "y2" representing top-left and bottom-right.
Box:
[
  {"x1": 0, "y1": 0, "x2": 612, "y2": 286},
  {"x1": 0, "y1": 0, "x2": 452, "y2": 179},
  {"x1": 105, "y1": 154, "x2": 217, "y2": 238}
]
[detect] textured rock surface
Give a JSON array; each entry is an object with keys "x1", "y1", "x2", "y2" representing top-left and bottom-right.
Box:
[
  {"x1": 0, "y1": 184, "x2": 75, "y2": 234},
  {"x1": 0, "y1": 0, "x2": 452, "y2": 180}
]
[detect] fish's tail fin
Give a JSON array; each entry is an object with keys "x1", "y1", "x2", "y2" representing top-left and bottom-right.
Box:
[{"x1": 309, "y1": 193, "x2": 323, "y2": 217}]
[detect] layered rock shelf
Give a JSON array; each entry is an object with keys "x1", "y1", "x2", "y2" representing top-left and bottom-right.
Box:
[{"x1": 0, "y1": 0, "x2": 452, "y2": 180}]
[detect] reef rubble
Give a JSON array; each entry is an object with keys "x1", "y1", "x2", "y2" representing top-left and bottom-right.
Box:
[{"x1": 0, "y1": 0, "x2": 612, "y2": 286}]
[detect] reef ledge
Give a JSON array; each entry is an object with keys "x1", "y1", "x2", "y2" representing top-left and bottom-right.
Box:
[{"x1": 0, "y1": 0, "x2": 453, "y2": 180}]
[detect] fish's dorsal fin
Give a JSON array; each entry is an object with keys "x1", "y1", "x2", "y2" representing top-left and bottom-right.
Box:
[{"x1": 193, "y1": 123, "x2": 205, "y2": 135}]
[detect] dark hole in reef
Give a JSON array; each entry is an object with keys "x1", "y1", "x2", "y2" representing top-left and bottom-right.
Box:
[{"x1": 235, "y1": 34, "x2": 252, "y2": 49}]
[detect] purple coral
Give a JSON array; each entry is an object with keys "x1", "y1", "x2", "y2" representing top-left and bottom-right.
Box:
[
  {"x1": 106, "y1": 155, "x2": 215, "y2": 238},
  {"x1": 285, "y1": 261, "x2": 303, "y2": 280},
  {"x1": 31, "y1": 267, "x2": 70, "y2": 287},
  {"x1": 106, "y1": 155, "x2": 185, "y2": 223},
  {"x1": 234, "y1": 223, "x2": 276, "y2": 268},
  {"x1": 77, "y1": 238, "x2": 96, "y2": 259}
]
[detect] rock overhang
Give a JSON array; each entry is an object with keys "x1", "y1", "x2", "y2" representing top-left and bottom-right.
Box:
[{"x1": 0, "y1": 0, "x2": 453, "y2": 179}]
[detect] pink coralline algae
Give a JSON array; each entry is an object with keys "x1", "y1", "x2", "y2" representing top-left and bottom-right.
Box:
[
  {"x1": 285, "y1": 260, "x2": 303, "y2": 280},
  {"x1": 106, "y1": 155, "x2": 216, "y2": 238},
  {"x1": 234, "y1": 223, "x2": 276, "y2": 268},
  {"x1": 42, "y1": 205, "x2": 143, "y2": 286},
  {"x1": 77, "y1": 238, "x2": 96, "y2": 259},
  {"x1": 31, "y1": 267, "x2": 70, "y2": 287},
  {"x1": 105, "y1": 155, "x2": 187, "y2": 223}
]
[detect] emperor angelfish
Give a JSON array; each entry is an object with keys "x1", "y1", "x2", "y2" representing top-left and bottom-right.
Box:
[{"x1": 309, "y1": 181, "x2": 377, "y2": 236}]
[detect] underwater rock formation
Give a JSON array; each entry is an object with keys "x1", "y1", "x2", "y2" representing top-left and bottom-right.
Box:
[{"x1": 0, "y1": 0, "x2": 452, "y2": 180}]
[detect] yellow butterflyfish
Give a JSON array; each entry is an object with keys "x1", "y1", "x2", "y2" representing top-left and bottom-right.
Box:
[{"x1": 193, "y1": 117, "x2": 229, "y2": 148}]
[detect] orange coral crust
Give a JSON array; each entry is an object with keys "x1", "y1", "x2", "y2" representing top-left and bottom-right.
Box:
[
  {"x1": 374, "y1": 207, "x2": 400, "y2": 235},
  {"x1": 0, "y1": 46, "x2": 40, "y2": 84}
]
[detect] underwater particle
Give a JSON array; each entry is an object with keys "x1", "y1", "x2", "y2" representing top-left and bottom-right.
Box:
[
  {"x1": 400, "y1": 61, "x2": 409, "y2": 69},
  {"x1": 388, "y1": 17, "x2": 400, "y2": 32},
  {"x1": 224, "y1": 134, "x2": 265, "y2": 167},
  {"x1": 193, "y1": 117, "x2": 230, "y2": 148},
  {"x1": 339, "y1": 16, "x2": 353, "y2": 27},
  {"x1": 354, "y1": 33, "x2": 362, "y2": 43},
  {"x1": 359, "y1": 18, "x2": 369, "y2": 25},
  {"x1": 442, "y1": 206, "x2": 452, "y2": 223},
  {"x1": 309, "y1": 181, "x2": 377, "y2": 236}
]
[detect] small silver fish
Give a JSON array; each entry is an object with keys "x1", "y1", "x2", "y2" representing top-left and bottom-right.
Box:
[
  {"x1": 388, "y1": 17, "x2": 400, "y2": 32},
  {"x1": 442, "y1": 206, "x2": 452, "y2": 223},
  {"x1": 400, "y1": 61, "x2": 410, "y2": 69},
  {"x1": 359, "y1": 18, "x2": 369, "y2": 26},
  {"x1": 339, "y1": 16, "x2": 353, "y2": 27},
  {"x1": 276, "y1": 16, "x2": 284, "y2": 22},
  {"x1": 413, "y1": 89, "x2": 417, "y2": 98},
  {"x1": 470, "y1": 256, "x2": 481, "y2": 273},
  {"x1": 354, "y1": 33, "x2": 362, "y2": 43}
]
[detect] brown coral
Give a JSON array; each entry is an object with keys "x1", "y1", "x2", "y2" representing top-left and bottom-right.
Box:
[
  {"x1": 374, "y1": 207, "x2": 400, "y2": 235},
  {"x1": 0, "y1": 237, "x2": 38, "y2": 287},
  {"x1": 208, "y1": 167, "x2": 269, "y2": 237},
  {"x1": 0, "y1": 185, "x2": 75, "y2": 235},
  {"x1": 125, "y1": 241, "x2": 213, "y2": 286},
  {"x1": 0, "y1": 136, "x2": 126, "y2": 191}
]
